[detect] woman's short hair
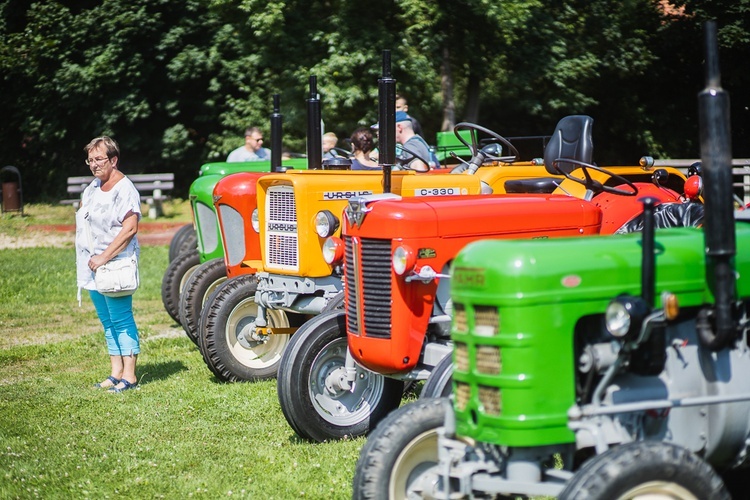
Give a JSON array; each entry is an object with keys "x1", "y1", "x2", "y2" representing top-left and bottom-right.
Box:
[{"x1": 84, "y1": 136, "x2": 120, "y2": 159}]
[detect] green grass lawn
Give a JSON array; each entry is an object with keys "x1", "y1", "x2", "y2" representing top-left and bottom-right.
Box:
[{"x1": 0, "y1": 205, "x2": 366, "y2": 499}]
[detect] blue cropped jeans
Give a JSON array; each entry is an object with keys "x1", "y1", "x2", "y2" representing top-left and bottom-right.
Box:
[{"x1": 89, "y1": 290, "x2": 140, "y2": 356}]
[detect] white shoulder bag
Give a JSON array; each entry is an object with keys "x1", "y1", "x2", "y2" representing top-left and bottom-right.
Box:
[{"x1": 85, "y1": 212, "x2": 139, "y2": 297}]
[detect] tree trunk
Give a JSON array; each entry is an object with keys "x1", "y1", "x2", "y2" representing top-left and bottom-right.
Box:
[
  {"x1": 464, "y1": 70, "x2": 481, "y2": 123},
  {"x1": 440, "y1": 46, "x2": 455, "y2": 132}
]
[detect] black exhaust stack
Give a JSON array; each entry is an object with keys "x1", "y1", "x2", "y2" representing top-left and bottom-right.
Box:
[
  {"x1": 378, "y1": 50, "x2": 396, "y2": 193},
  {"x1": 307, "y1": 76, "x2": 323, "y2": 170},
  {"x1": 270, "y1": 94, "x2": 283, "y2": 172},
  {"x1": 698, "y1": 21, "x2": 736, "y2": 350},
  {"x1": 641, "y1": 197, "x2": 657, "y2": 307}
]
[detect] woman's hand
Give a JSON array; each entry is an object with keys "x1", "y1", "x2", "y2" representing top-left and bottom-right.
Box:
[{"x1": 88, "y1": 254, "x2": 108, "y2": 271}]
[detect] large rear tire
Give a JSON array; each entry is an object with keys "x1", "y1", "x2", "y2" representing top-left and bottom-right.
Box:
[
  {"x1": 160, "y1": 249, "x2": 200, "y2": 324},
  {"x1": 178, "y1": 257, "x2": 227, "y2": 345},
  {"x1": 420, "y1": 353, "x2": 453, "y2": 399},
  {"x1": 352, "y1": 398, "x2": 448, "y2": 500},
  {"x1": 559, "y1": 441, "x2": 730, "y2": 500},
  {"x1": 168, "y1": 224, "x2": 197, "y2": 262},
  {"x1": 276, "y1": 311, "x2": 403, "y2": 442},
  {"x1": 199, "y1": 275, "x2": 291, "y2": 381}
]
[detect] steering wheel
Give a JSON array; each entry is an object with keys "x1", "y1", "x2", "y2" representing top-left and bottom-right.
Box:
[
  {"x1": 450, "y1": 122, "x2": 520, "y2": 174},
  {"x1": 395, "y1": 144, "x2": 432, "y2": 172},
  {"x1": 552, "y1": 158, "x2": 638, "y2": 196},
  {"x1": 327, "y1": 147, "x2": 354, "y2": 158}
]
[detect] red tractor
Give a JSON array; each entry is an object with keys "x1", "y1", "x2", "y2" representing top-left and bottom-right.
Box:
[{"x1": 276, "y1": 118, "x2": 704, "y2": 442}]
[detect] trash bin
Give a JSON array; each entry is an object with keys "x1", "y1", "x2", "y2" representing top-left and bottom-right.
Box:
[{"x1": 1, "y1": 166, "x2": 23, "y2": 214}]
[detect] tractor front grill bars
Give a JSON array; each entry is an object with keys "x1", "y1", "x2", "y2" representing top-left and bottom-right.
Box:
[
  {"x1": 265, "y1": 186, "x2": 298, "y2": 270},
  {"x1": 345, "y1": 236, "x2": 392, "y2": 339}
]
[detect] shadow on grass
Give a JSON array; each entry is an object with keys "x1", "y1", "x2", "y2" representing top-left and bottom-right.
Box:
[{"x1": 137, "y1": 360, "x2": 187, "y2": 385}]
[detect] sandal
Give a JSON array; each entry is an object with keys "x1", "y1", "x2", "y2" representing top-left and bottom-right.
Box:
[
  {"x1": 94, "y1": 376, "x2": 120, "y2": 389},
  {"x1": 108, "y1": 379, "x2": 138, "y2": 393}
]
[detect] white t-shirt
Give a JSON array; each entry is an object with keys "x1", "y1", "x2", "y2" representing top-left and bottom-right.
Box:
[
  {"x1": 75, "y1": 176, "x2": 141, "y2": 291},
  {"x1": 226, "y1": 146, "x2": 271, "y2": 162}
]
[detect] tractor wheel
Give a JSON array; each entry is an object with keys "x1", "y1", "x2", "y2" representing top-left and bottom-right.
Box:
[
  {"x1": 559, "y1": 441, "x2": 730, "y2": 500},
  {"x1": 178, "y1": 257, "x2": 227, "y2": 345},
  {"x1": 160, "y1": 248, "x2": 200, "y2": 324},
  {"x1": 420, "y1": 353, "x2": 453, "y2": 399},
  {"x1": 352, "y1": 398, "x2": 448, "y2": 500},
  {"x1": 168, "y1": 224, "x2": 197, "y2": 262},
  {"x1": 321, "y1": 290, "x2": 345, "y2": 312},
  {"x1": 276, "y1": 311, "x2": 403, "y2": 442},
  {"x1": 199, "y1": 274, "x2": 291, "y2": 381}
]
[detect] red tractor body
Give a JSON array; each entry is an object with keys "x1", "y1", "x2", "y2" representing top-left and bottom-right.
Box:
[{"x1": 345, "y1": 182, "x2": 686, "y2": 376}]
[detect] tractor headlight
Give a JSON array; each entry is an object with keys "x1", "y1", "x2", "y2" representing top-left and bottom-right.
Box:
[
  {"x1": 605, "y1": 295, "x2": 650, "y2": 339},
  {"x1": 251, "y1": 208, "x2": 260, "y2": 233},
  {"x1": 392, "y1": 245, "x2": 416, "y2": 276},
  {"x1": 315, "y1": 210, "x2": 340, "y2": 238},
  {"x1": 322, "y1": 237, "x2": 344, "y2": 265}
]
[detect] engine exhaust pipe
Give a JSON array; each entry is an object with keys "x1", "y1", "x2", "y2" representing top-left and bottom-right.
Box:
[
  {"x1": 698, "y1": 20, "x2": 736, "y2": 350},
  {"x1": 270, "y1": 94, "x2": 283, "y2": 172},
  {"x1": 378, "y1": 50, "x2": 396, "y2": 193},
  {"x1": 307, "y1": 76, "x2": 322, "y2": 170}
]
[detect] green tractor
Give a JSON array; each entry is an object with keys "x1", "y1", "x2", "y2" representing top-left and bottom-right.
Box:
[{"x1": 353, "y1": 22, "x2": 750, "y2": 499}]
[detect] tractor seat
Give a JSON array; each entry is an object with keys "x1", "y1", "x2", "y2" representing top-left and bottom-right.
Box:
[
  {"x1": 503, "y1": 115, "x2": 594, "y2": 194},
  {"x1": 615, "y1": 202, "x2": 705, "y2": 234},
  {"x1": 504, "y1": 177, "x2": 561, "y2": 194}
]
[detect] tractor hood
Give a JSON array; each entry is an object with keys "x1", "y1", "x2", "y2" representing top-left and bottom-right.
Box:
[{"x1": 344, "y1": 194, "x2": 602, "y2": 239}]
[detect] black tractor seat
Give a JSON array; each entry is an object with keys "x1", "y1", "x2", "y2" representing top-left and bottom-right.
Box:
[{"x1": 504, "y1": 177, "x2": 561, "y2": 194}]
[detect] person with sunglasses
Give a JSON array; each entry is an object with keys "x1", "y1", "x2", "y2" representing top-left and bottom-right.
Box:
[{"x1": 227, "y1": 126, "x2": 270, "y2": 162}]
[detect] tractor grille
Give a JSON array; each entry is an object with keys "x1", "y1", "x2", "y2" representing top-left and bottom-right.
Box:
[
  {"x1": 476, "y1": 345, "x2": 501, "y2": 375},
  {"x1": 453, "y1": 303, "x2": 468, "y2": 333},
  {"x1": 455, "y1": 382, "x2": 470, "y2": 412},
  {"x1": 265, "y1": 186, "x2": 298, "y2": 270},
  {"x1": 478, "y1": 385, "x2": 502, "y2": 416},
  {"x1": 454, "y1": 342, "x2": 469, "y2": 372},
  {"x1": 345, "y1": 236, "x2": 392, "y2": 339},
  {"x1": 218, "y1": 204, "x2": 245, "y2": 267},
  {"x1": 195, "y1": 201, "x2": 219, "y2": 255},
  {"x1": 474, "y1": 305, "x2": 499, "y2": 336}
]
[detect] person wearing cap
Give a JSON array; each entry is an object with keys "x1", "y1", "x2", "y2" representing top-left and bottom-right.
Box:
[
  {"x1": 396, "y1": 94, "x2": 424, "y2": 137},
  {"x1": 394, "y1": 110, "x2": 431, "y2": 172},
  {"x1": 227, "y1": 126, "x2": 270, "y2": 162}
]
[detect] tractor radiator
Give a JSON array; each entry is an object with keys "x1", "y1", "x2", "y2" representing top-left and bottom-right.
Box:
[
  {"x1": 345, "y1": 236, "x2": 392, "y2": 339},
  {"x1": 265, "y1": 185, "x2": 298, "y2": 270}
]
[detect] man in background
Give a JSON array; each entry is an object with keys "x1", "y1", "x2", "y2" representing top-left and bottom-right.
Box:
[
  {"x1": 396, "y1": 94, "x2": 424, "y2": 137},
  {"x1": 395, "y1": 111, "x2": 431, "y2": 172},
  {"x1": 227, "y1": 127, "x2": 271, "y2": 162}
]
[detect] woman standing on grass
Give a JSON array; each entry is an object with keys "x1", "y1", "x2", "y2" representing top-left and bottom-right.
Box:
[{"x1": 74, "y1": 136, "x2": 141, "y2": 393}]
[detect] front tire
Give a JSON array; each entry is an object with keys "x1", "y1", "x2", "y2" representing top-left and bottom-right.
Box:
[
  {"x1": 168, "y1": 224, "x2": 197, "y2": 262},
  {"x1": 199, "y1": 275, "x2": 290, "y2": 381},
  {"x1": 178, "y1": 257, "x2": 227, "y2": 345},
  {"x1": 161, "y1": 249, "x2": 200, "y2": 324},
  {"x1": 420, "y1": 352, "x2": 453, "y2": 399},
  {"x1": 559, "y1": 441, "x2": 730, "y2": 500},
  {"x1": 276, "y1": 311, "x2": 404, "y2": 442},
  {"x1": 352, "y1": 398, "x2": 448, "y2": 500}
]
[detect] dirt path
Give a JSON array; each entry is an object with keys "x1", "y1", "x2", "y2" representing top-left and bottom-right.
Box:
[{"x1": 0, "y1": 222, "x2": 186, "y2": 249}]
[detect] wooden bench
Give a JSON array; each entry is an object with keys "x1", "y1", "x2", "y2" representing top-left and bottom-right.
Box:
[{"x1": 62, "y1": 173, "x2": 175, "y2": 218}]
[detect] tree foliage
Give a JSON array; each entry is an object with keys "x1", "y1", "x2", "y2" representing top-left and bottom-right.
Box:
[{"x1": 1, "y1": 0, "x2": 750, "y2": 201}]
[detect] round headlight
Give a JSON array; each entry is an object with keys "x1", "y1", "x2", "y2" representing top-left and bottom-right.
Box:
[
  {"x1": 251, "y1": 208, "x2": 260, "y2": 233},
  {"x1": 392, "y1": 245, "x2": 416, "y2": 276},
  {"x1": 315, "y1": 210, "x2": 340, "y2": 238},
  {"x1": 605, "y1": 295, "x2": 650, "y2": 339},
  {"x1": 322, "y1": 237, "x2": 344, "y2": 265},
  {"x1": 605, "y1": 301, "x2": 631, "y2": 338}
]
